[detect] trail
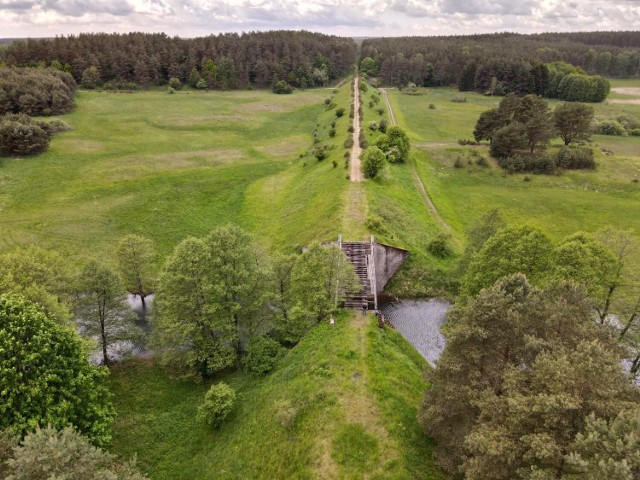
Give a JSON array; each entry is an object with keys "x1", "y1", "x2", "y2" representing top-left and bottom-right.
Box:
[
  {"x1": 350, "y1": 77, "x2": 363, "y2": 182},
  {"x1": 379, "y1": 88, "x2": 451, "y2": 233}
]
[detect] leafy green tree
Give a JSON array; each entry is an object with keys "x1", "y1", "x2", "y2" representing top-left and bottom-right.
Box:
[
  {"x1": 280, "y1": 244, "x2": 359, "y2": 343},
  {"x1": 153, "y1": 225, "x2": 269, "y2": 378},
  {"x1": 360, "y1": 57, "x2": 378, "y2": 76},
  {"x1": 489, "y1": 122, "x2": 527, "y2": 158},
  {"x1": 554, "y1": 102, "x2": 594, "y2": 145},
  {"x1": 0, "y1": 114, "x2": 50, "y2": 156},
  {"x1": 81, "y1": 66, "x2": 101, "y2": 89},
  {"x1": 375, "y1": 126, "x2": 410, "y2": 163},
  {"x1": 461, "y1": 225, "x2": 553, "y2": 298},
  {"x1": 361, "y1": 146, "x2": 385, "y2": 178},
  {"x1": 0, "y1": 245, "x2": 74, "y2": 323},
  {"x1": 272, "y1": 80, "x2": 293, "y2": 94},
  {"x1": 457, "y1": 209, "x2": 506, "y2": 275},
  {"x1": 473, "y1": 108, "x2": 506, "y2": 143},
  {"x1": 0, "y1": 294, "x2": 114, "y2": 446},
  {"x1": 269, "y1": 252, "x2": 296, "y2": 332},
  {"x1": 188, "y1": 68, "x2": 201, "y2": 88},
  {"x1": 168, "y1": 77, "x2": 182, "y2": 90},
  {"x1": 116, "y1": 234, "x2": 156, "y2": 310},
  {"x1": 197, "y1": 383, "x2": 236, "y2": 428},
  {"x1": 4, "y1": 426, "x2": 148, "y2": 480},
  {"x1": 75, "y1": 261, "x2": 144, "y2": 366},
  {"x1": 566, "y1": 409, "x2": 640, "y2": 479}
]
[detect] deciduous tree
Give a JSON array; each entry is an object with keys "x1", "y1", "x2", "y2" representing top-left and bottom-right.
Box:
[{"x1": 554, "y1": 102, "x2": 594, "y2": 145}]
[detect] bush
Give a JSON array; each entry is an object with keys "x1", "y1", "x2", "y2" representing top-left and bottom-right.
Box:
[
  {"x1": 244, "y1": 336, "x2": 285, "y2": 376},
  {"x1": 0, "y1": 114, "x2": 50, "y2": 156},
  {"x1": 453, "y1": 157, "x2": 464, "y2": 168},
  {"x1": 195, "y1": 78, "x2": 208, "y2": 90},
  {"x1": 629, "y1": 128, "x2": 640, "y2": 137},
  {"x1": 273, "y1": 80, "x2": 293, "y2": 94},
  {"x1": 81, "y1": 66, "x2": 101, "y2": 89},
  {"x1": 313, "y1": 144, "x2": 332, "y2": 161},
  {"x1": 167, "y1": 87, "x2": 176, "y2": 94},
  {"x1": 103, "y1": 80, "x2": 138, "y2": 91},
  {"x1": 348, "y1": 125, "x2": 354, "y2": 133},
  {"x1": 428, "y1": 233, "x2": 452, "y2": 258},
  {"x1": 368, "y1": 121, "x2": 378, "y2": 131},
  {"x1": 358, "y1": 130, "x2": 368, "y2": 149},
  {"x1": 555, "y1": 147, "x2": 595, "y2": 170},
  {"x1": 475, "y1": 156, "x2": 489, "y2": 167},
  {"x1": 329, "y1": 128, "x2": 336, "y2": 138},
  {"x1": 362, "y1": 146, "x2": 385, "y2": 178},
  {"x1": 451, "y1": 96, "x2": 467, "y2": 103},
  {"x1": 365, "y1": 215, "x2": 387, "y2": 235},
  {"x1": 0, "y1": 68, "x2": 76, "y2": 115},
  {"x1": 376, "y1": 108, "x2": 384, "y2": 115},
  {"x1": 197, "y1": 383, "x2": 236, "y2": 427},
  {"x1": 335, "y1": 107, "x2": 345, "y2": 117},
  {"x1": 168, "y1": 77, "x2": 182, "y2": 90},
  {"x1": 324, "y1": 98, "x2": 332, "y2": 105},
  {"x1": 458, "y1": 138, "x2": 478, "y2": 145},
  {"x1": 378, "y1": 118, "x2": 387, "y2": 133},
  {"x1": 344, "y1": 137, "x2": 354, "y2": 149},
  {"x1": 497, "y1": 153, "x2": 556, "y2": 174},
  {"x1": 596, "y1": 120, "x2": 626, "y2": 136},
  {"x1": 44, "y1": 118, "x2": 72, "y2": 135},
  {"x1": 429, "y1": 103, "x2": 436, "y2": 109},
  {"x1": 359, "y1": 81, "x2": 368, "y2": 92}
]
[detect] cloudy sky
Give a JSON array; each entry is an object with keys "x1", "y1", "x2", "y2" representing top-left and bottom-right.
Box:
[{"x1": 1, "y1": 0, "x2": 639, "y2": 38}]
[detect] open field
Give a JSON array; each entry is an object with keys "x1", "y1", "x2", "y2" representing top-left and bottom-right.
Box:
[
  {"x1": 0, "y1": 85, "x2": 353, "y2": 264},
  {"x1": 109, "y1": 313, "x2": 444, "y2": 479},
  {"x1": 383, "y1": 81, "x2": 640, "y2": 248}
]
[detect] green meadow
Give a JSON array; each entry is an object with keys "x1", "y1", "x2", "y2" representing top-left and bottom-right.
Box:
[
  {"x1": 381, "y1": 80, "x2": 640, "y2": 248},
  {"x1": 0, "y1": 85, "x2": 353, "y2": 264},
  {"x1": 109, "y1": 313, "x2": 444, "y2": 480}
]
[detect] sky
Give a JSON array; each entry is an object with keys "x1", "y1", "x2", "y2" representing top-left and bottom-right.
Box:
[{"x1": 1, "y1": 0, "x2": 639, "y2": 38}]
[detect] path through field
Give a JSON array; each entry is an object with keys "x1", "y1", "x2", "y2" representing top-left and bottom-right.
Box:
[
  {"x1": 350, "y1": 77, "x2": 363, "y2": 182},
  {"x1": 379, "y1": 88, "x2": 451, "y2": 233}
]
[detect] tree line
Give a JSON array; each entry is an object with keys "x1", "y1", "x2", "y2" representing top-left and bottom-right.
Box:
[
  {"x1": 360, "y1": 31, "x2": 639, "y2": 92},
  {"x1": 423, "y1": 211, "x2": 640, "y2": 478},
  {"x1": 3, "y1": 31, "x2": 356, "y2": 90}
]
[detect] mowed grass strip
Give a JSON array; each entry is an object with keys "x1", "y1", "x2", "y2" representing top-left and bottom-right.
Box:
[
  {"x1": 0, "y1": 88, "x2": 342, "y2": 262},
  {"x1": 109, "y1": 313, "x2": 443, "y2": 479}
]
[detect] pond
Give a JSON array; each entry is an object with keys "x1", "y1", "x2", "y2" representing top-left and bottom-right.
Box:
[{"x1": 381, "y1": 298, "x2": 451, "y2": 367}]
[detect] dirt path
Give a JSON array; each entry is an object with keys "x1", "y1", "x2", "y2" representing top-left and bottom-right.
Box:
[
  {"x1": 379, "y1": 88, "x2": 451, "y2": 232},
  {"x1": 350, "y1": 77, "x2": 363, "y2": 182}
]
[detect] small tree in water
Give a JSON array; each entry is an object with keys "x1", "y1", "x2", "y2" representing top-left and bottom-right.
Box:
[{"x1": 116, "y1": 234, "x2": 156, "y2": 311}]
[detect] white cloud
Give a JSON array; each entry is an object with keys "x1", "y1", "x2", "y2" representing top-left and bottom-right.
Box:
[{"x1": 0, "y1": 0, "x2": 638, "y2": 37}]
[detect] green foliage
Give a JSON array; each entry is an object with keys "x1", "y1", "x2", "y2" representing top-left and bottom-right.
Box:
[
  {"x1": 0, "y1": 245, "x2": 74, "y2": 323},
  {"x1": 489, "y1": 121, "x2": 527, "y2": 158},
  {"x1": 0, "y1": 294, "x2": 114, "y2": 446},
  {"x1": 81, "y1": 66, "x2": 101, "y2": 89},
  {"x1": 555, "y1": 146, "x2": 595, "y2": 170},
  {"x1": 195, "y1": 78, "x2": 207, "y2": 90},
  {"x1": 0, "y1": 114, "x2": 51, "y2": 156},
  {"x1": 457, "y1": 209, "x2": 506, "y2": 276},
  {"x1": 360, "y1": 57, "x2": 378, "y2": 77},
  {"x1": 272, "y1": 80, "x2": 293, "y2": 94},
  {"x1": 427, "y1": 233, "x2": 452, "y2": 258},
  {"x1": 153, "y1": 225, "x2": 269, "y2": 378},
  {"x1": 461, "y1": 225, "x2": 553, "y2": 298},
  {"x1": 75, "y1": 261, "x2": 143, "y2": 366},
  {"x1": 375, "y1": 125, "x2": 410, "y2": 163},
  {"x1": 0, "y1": 68, "x2": 76, "y2": 116},
  {"x1": 597, "y1": 120, "x2": 626, "y2": 136},
  {"x1": 168, "y1": 77, "x2": 182, "y2": 90},
  {"x1": 116, "y1": 234, "x2": 156, "y2": 302},
  {"x1": 243, "y1": 336, "x2": 285, "y2": 376},
  {"x1": 188, "y1": 68, "x2": 201, "y2": 88},
  {"x1": 422, "y1": 274, "x2": 637, "y2": 477},
  {"x1": 4, "y1": 426, "x2": 148, "y2": 480},
  {"x1": 567, "y1": 409, "x2": 640, "y2": 479},
  {"x1": 335, "y1": 107, "x2": 345, "y2": 117},
  {"x1": 554, "y1": 102, "x2": 594, "y2": 145},
  {"x1": 361, "y1": 146, "x2": 385, "y2": 179},
  {"x1": 197, "y1": 383, "x2": 236, "y2": 428}
]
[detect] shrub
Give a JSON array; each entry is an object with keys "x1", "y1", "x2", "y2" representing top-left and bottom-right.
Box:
[
  {"x1": 475, "y1": 156, "x2": 489, "y2": 167},
  {"x1": 344, "y1": 137, "x2": 354, "y2": 149},
  {"x1": 325, "y1": 102, "x2": 337, "y2": 111},
  {"x1": 369, "y1": 101, "x2": 375, "y2": 108},
  {"x1": 376, "y1": 108, "x2": 384, "y2": 115},
  {"x1": 313, "y1": 144, "x2": 332, "y2": 161},
  {"x1": 498, "y1": 153, "x2": 556, "y2": 174},
  {"x1": 0, "y1": 68, "x2": 76, "y2": 115},
  {"x1": 42, "y1": 118, "x2": 72, "y2": 135},
  {"x1": 81, "y1": 66, "x2": 101, "y2": 89},
  {"x1": 167, "y1": 87, "x2": 176, "y2": 94},
  {"x1": 329, "y1": 128, "x2": 336, "y2": 138},
  {"x1": 324, "y1": 98, "x2": 332, "y2": 105},
  {"x1": 348, "y1": 125, "x2": 354, "y2": 133},
  {"x1": 0, "y1": 114, "x2": 50, "y2": 156},
  {"x1": 629, "y1": 128, "x2": 640, "y2": 137},
  {"x1": 197, "y1": 383, "x2": 236, "y2": 427},
  {"x1": 359, "y1": 81, "x2": 369, "y2": 92},
  {"x1": 103, "y1": 80, "x2": 138, "y2": 91},
  {"x1": 358, "y1": 130, "x2": 368, "y2": 149},
  {"x1": 368, "y1": 121, "x2": 378, "y2": 131},
  {"x1": 429, "y1": 103, "x2": 436, "y2": 109},
  {"x1": 272, "y1": 80, "x2": 293, "y2": 94},
  {"x1": 451, "y1": 96, "x2": 467, "y2": 103},
  {"x1": 428, "y1": 233, "x2": 452, "y2": 258},
  {"x1": 365, "y1": 215, "x2": 387, "y2": 235},
  {"x1": 453, "y1": 157, "x2": 464, "y2": 168},
  {"x1": 168, "y1": 77, "x2": 182, "y2": 90},
  {"x1": 458, "y1": 138, "x2": 478, "y2": 145},
  {"x1": 244, "y1": 336, "x2": 285, "y2": 376},
  {"x1": 336, "y1": 107, "x2": 345, "y2": 117},
  {"x1": 555, "y1": 147, "x2": 595, "y2": 170},
  {"x1": 378, "y1": 118, "x2": 387, "y2": 133},
  {"x1": 596, "y1": 120, "x2": 626, "y2": 136},
  {"x1": 362, "y1": 146, "x2": 385, "y2": 178}
]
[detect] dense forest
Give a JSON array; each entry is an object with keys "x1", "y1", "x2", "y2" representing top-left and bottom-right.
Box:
[
  {"x1": 2, "y1": 31, "x2": 356, "y2": 89},
  {"x1": 361, "y1": 32, "x2": 640, "y2": 92}
]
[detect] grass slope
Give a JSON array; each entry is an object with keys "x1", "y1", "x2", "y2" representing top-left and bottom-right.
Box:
[
  {"x1": 109, "y1": 313, "x2": 444, "y2": 480},
  {"x1": 0, "y1": 85, "x2": 353, "y2": 264}
]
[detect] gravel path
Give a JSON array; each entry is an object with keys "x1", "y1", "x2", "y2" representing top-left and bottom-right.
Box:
[{"x1": 350, "y1": 77, "x2": 363, "y2": 182}]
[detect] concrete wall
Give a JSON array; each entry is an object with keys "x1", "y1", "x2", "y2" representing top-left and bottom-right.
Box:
[{"x1": 372, "y1": 242, "x2": 409, "y2": 294}]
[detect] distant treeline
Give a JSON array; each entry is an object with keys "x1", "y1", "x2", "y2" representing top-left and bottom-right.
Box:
[
  {"x1": 361, "y1": 32, "x2": 640, "y2": 92},
  {"x1": 4, "y1": 31, "x2": 356, "y2": 89}
]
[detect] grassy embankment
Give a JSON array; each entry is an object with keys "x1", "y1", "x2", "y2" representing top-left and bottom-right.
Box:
[
  {"x1": 110, "y1": 313, "x2": 444, "y2": 480},
  {"x1": 0, "y1": 83, "x2": 355, "y2": 265},
  {"x1": 359, "y1": 79, "x2": 640, "y2": 295}
]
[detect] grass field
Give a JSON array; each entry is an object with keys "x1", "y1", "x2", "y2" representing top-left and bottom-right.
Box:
[
  {"x1": 109, "y1": 313, "x2": 444, "y2": 479},
  {"x1": 382, "y1": 80, "x2": 640, "y2": 247},
  {"x1": 0, "y1": 85, "x2": 353, "y2": 264}
]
